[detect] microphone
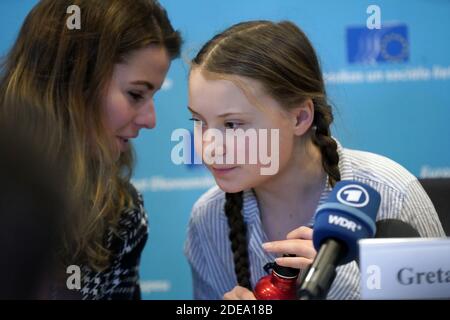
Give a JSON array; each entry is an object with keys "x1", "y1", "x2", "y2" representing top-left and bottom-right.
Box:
[
  {"x1": 351, "y1": 219, "x2": 420, "y2": 267},
  {"x1": 298, "y1": 181, "x2": 381, "y2": 300},
  {"x1": 375, "y1": 219, "x2": 420, "y2": 238}
]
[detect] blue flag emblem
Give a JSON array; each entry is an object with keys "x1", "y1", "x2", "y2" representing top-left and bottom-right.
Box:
[{"x1": 346, "y1": 24, "x2": 409, "y2": 64}]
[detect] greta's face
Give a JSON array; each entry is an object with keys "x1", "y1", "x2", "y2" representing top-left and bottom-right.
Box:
[
  {"x1": 102, "y1": 45, "x2": 170, "y2": 155},
  {"x1": 188, "y1": 69, "x2": 298, "y2": 193}
]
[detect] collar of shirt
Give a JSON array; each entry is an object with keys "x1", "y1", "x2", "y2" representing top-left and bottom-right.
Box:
[{"x1": 237, "y1": 138, "x2": 356, "y2": 264}]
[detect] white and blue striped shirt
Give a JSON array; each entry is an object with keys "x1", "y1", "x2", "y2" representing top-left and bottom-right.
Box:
[{"x1": 184, "y1": 141, "x2": 446, "y2": 299}]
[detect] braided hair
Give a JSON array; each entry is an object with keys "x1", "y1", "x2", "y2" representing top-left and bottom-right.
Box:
[
  {"x1": 224, "y1": 192, "x2": 251, "y2": 289},
  {"x1": 192, "y1": 20, "x2": 341, "y2": 288},
  {"x1": 311, "y1": 103, "x2": 341, "y2": 187}
]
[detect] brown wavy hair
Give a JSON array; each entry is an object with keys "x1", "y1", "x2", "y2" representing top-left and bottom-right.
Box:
[
  {"x1": 191, "y1": 21, "x2": 340, "y2": 289},
  {"x1": 0, "y1": 0, "x2": 181, "y2": 271}
]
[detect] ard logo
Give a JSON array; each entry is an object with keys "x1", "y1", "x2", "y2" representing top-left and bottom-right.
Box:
[{"x1": 337, "y1": 184, "x2": 370, "y2": 207}]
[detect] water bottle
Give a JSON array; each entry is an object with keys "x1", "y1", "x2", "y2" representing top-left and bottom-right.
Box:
[{"x1": 253, "y1": 255, "x2": 300, "y2": 300}]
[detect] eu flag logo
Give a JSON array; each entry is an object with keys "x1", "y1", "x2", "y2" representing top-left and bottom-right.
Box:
[{"x1": 346, "y1": 24, "x2": 409, "y2": 64}]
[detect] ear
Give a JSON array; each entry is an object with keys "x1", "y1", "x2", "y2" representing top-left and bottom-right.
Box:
[{"x1": 290, "y1": 98, "x2": 314, "y2": 136}]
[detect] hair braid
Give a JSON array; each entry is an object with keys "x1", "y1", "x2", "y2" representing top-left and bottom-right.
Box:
[
  {"x1": 224, "y1": 192, "x2": 252, "y2": 290},
  {"x1": 311, "y1": 104, "x2": 341, "y2": 187}
]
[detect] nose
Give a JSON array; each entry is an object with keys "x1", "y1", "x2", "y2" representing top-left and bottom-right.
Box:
[
  {"x1": 202, "y1": 128, "x2": 226, "y2": 161},
  {"x1": 135, "y1": 99, "x2": 156, "y2": 129}
]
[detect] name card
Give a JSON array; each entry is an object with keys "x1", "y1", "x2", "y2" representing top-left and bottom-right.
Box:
[{"x1": 359, "y1": 238, "x2": 450, "y2": 299}]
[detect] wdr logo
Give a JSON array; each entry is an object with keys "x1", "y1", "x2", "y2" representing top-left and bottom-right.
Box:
[
  {"x1": 328, "y1": 215, "x2": 361, "y2": 232},
  {"x1": 337, "y1": 184, "x2": 370, "y2": 207}
]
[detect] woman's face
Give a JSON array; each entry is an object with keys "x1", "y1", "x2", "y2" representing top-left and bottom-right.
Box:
[
  {"x1": 103, "y1": 46, "x2": 170, "y2": 155},
  {"x1": 188, "y1": 68, "x2": 298, "y2": 193}
]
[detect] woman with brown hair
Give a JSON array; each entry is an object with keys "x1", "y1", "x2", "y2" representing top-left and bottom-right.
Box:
[
  {"x1": 184, "y1": 20, "x2": 444, "y2": 299},
  {"x1": 0, "y1": 0, "x2": 181, "y2": 299}
]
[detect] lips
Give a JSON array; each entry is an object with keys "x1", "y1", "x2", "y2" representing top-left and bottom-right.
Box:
[
  {"x1": 116, "y1": 136, "x2": 131, "y2": 151},
  {"x1": 212, "y1": 166, "x2": 237, "y2": 170},
  {"x1": 211, "y1": 166, "x2": 238, "y2": 176},
  {"x1": 119, "y1": 134, "x2": 138, "y2": 140}
]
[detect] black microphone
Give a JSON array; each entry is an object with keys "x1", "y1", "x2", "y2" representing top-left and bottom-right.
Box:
[
  {"x1": 375, "y1": 219, "x2": 420, "y2": 238},
  {"x1": 297, "y1": 219, "x2": 421, "y2": 299},
  {"x1": 297, "y1": 181, "x2": 381, "y2": 300}
]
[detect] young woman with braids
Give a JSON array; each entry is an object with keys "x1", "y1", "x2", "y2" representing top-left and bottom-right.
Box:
[
  {"x1": 184, "y1": 20, "x2": 445, "y2": 300},
  {"x1": 0, "y1": 0, "x2": 181, "y2": 299}
]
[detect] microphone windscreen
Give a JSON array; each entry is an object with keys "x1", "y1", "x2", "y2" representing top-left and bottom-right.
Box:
[{"x1": 313, "y1": 181, "x2": 381, "y2": 264}]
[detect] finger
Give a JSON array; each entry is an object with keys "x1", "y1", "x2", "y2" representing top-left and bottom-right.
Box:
[
  {"x1": 275, "y1": 256, "x2": 314, "y2": 269},
  {"x1": 223, "y1": 291, "x2": 236, "y2": 300},
  {"x1": 235, "y1": 286, "x2": 257, "y2": 300},
  {"x1": 223, "y1": 286, "x2": 256, "y2": 300},
  {"x1": 242, "y1": 292, "x2": 257, "y2": 300},
  {"x1": 262, "y1": 239, "x2": 316, "y2": 259},
  {"x1": 286, "y1": 226, "x2": 313, "y2": 240},
  {"x1": 223, "y1": 288, "x2": 239, "y2": 300}
]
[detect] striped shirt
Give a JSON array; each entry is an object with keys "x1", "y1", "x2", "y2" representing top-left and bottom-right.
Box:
[{"x1": 184, "y1": 141, "x2": 446, "y2": 300}]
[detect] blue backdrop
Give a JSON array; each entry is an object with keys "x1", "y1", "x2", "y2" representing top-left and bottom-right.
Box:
[{"x1": 1, "y1": 0, "x2": 449, "y2": 299}]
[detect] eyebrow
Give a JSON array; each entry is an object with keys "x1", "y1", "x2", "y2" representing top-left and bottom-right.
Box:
[
  {"x1": 130, "y1": 80, "x2": 155, "y2": 91},
  {"x1": 187, "y1": 106, "x2": 250, "y2": 118}
]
